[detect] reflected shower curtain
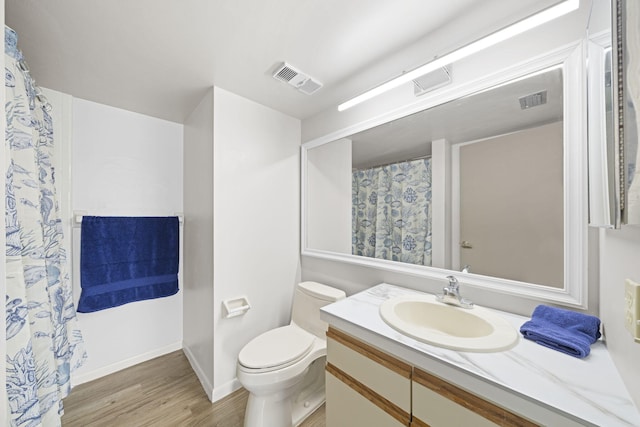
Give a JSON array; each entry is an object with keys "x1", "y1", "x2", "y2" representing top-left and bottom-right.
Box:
[
  {"x1": 5, "y1": 27, "x2": 86, "y2": 426},
  {"x1": 352, "y1": 158, "x2": 432, "y2": 266}
]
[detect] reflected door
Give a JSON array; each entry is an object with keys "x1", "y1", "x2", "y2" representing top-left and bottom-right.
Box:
[{"x1": 458, "y1": 122, "x2": 564, "y2": 288}]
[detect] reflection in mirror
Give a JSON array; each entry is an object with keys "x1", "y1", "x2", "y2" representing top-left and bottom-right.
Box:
[
  {"x1": 454, "y1": 121, "x2": 563, "y2": 288},
  {"x1": 306, "y1": 66, "x2": 568, "y2": 288},
  {"x1": 612, "y1": 0, "x2": 640, "y2": 224},
  {"x1": 353, "y1": 157, "x2": 433, "y2": 265}
]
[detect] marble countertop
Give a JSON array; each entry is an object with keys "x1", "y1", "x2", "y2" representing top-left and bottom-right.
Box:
[{"x1": 320, "y1": 283, "x2": 640, "y2": 427}]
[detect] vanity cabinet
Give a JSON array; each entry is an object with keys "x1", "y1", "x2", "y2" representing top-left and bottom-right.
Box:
[
  {"x1": 325, "y1": 327, "x2": 538, "y2": 427},
  {"x1": 326, "y1": 328, "x2": 411, "y2": 426},
  {"x1": 412, "y1": 367, "x2": 537, "y2": 427}
]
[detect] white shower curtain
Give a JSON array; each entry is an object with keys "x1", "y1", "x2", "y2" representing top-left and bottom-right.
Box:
[
  {"x1": 5, "y1": 26, "x2": 86, "y2": 426},
  {"x1": 352, "y1": 158, "x2": 432, "y2": 266}
]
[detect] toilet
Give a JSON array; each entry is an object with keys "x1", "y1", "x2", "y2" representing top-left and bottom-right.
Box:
[{"x1": 237, "y1": 281, "x2": 346, "y2": 427}]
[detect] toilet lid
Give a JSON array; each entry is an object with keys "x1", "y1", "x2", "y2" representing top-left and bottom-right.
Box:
[{"x1": 238, "y1": 325, "x2": 315, "y2": 370}]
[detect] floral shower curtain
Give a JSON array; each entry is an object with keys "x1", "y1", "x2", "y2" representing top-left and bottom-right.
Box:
[
  {"x1": 352, "y1": 158, "x2": 432, "y2": 266},
  {"x1": 5, "y1": 27, "x2": 86, "y2": 426}
]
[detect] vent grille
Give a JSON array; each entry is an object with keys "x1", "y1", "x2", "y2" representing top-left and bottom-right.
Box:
[
  {"x1": 274, "y1": 65, "x2": 299, "y2": 83},
  {"x1": 519, "y1": 90, "x2": 547, "y2": 109},
  {"x1": 272, "y1": 62, "x2": 323, "y2": 95},
  {"x1": 413, "y1": 66, "x2": 452, "y2": 97}
]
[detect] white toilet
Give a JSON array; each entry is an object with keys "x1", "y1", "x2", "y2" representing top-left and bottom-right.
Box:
[{"x1": 237, "y1": 281, "x2": 346, "y2": 427}]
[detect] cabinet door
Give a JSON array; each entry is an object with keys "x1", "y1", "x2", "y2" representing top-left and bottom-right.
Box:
[
  {"x1": 326, "y1": 370, "x2": 407, "y2": 427},
  {"x1": 326, "y1": 328, "x2": 411, "y2": 426},
  {"x1": 412, "y1": 368, "x2": 539, "y2": 427}
]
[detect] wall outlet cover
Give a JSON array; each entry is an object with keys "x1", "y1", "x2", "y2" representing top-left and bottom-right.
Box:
[{"x1": 624, "y1": 279, "x2": 640, "y2": 343}]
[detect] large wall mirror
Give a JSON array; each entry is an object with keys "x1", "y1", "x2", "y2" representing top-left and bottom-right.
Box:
[{"x1": 302, "y1": 43, "x2": 588, "y2": 307}]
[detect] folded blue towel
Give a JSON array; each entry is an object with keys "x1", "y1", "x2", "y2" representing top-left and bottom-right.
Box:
[
  {"x1": 520, "y1": 305, "x2": 601, "y2": 358},
  {"x1": 78, "y1": 216, "x2": 179, "y2": 313}
]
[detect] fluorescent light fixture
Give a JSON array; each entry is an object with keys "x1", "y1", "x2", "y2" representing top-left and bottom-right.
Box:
[{"x1": 338, "y1": 0, "x2": 579, "y2": 112}]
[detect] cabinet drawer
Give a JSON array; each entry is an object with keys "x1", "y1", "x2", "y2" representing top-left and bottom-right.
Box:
[
  {"x1": 326, "y1": 370, "x2": 408, "y2": 427},
  {"x1": 413, "y1": 368, "x2": 539, "y2": 427},
  {"x1": 326, "y1": 328, "x2": 411, "y2": 413}
]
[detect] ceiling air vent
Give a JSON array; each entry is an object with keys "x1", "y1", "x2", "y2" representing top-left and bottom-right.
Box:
[
  {"x1": 272, "y1": 62, "x2": 323, "y2": 95},
  {"x1": 413, "y1": 66, "x2": 452, "y2": 97},
  {"x1": 519, "y1": 90, "x2": 547, "y2": 109}
]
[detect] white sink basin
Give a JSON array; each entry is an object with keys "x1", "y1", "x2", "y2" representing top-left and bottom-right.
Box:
[{"x1": 379, "y1": 294, "x2": 518, "y2": 352}]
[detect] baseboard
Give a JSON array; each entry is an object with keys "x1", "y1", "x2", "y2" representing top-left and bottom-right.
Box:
[
  {"x1": 182, "y1": 344, "x2": 215, "y2": 401},
  {"x1": 71, "y1": 341, "x2": 182, "y2": 386},
  {"x1": 182, "y1": 345, "x2": 243, "y2": 403},
  {"x1": 212, "y1": 378, "x2": 243, "y2": 403}
]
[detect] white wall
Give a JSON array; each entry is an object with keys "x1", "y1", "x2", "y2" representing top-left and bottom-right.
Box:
[
  {"x1": 182, "y1": 89, "x2": 215, "y2": 396},
  {"x1": 431, "y1": 139, "x2": 451, "y2": 269},
  {"x1": 183, "y1": 87, "x2": 301, "y2": 401},
  {"x1": 212, "y1": 87, "x2": 301, "y2": 399},
  {"x1": 71, "y1": 98, "x2": 184, "y2": 384},
  {"x1": 306, "y1": 138, "x2": 352, "y2": 253},
  {"x1": 600, "y1": 226, "x2": 640, "y2": 406}
]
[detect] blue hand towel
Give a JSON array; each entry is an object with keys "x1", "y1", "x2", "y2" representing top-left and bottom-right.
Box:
[
  {"x1": 519, "y1": 305, "x2": 601, "y2": 358},
  {"x1": 78, "y1": 216, "x2": 179, "y2": 313}
]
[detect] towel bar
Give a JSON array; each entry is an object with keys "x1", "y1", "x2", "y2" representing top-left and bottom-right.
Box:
[{"x1": 73, "y1": 212, "x2": 184, "y2": 225}]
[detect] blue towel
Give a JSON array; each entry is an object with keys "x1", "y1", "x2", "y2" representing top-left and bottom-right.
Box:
[
  {"x1": 519, "y1": 305, "x2": 601, "y2": 358},
  {"x1": 78, "y1": 216, "x2": 179, "y2": 313}
]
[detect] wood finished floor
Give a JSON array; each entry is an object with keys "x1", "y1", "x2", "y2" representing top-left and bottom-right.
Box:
[{"x1": 61, "y1": 350, "x2": 325, "y2": 427}]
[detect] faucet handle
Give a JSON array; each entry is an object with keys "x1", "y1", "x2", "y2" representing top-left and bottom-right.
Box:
[
  {"x1": 438, "y1": 275, "x2": 473, "y2": 309},
  {"x1": 446, "y1": 275, "x2": 459, "y2": 289}
]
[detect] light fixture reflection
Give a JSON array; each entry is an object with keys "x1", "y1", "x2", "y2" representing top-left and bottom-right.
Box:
[{"x1": 338, "y1": 0, "x2": 579, "y2": 112}]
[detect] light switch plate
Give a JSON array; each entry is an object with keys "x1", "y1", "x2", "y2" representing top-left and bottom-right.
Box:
[{"x1": 625, "y1": 279, "x2": 640, "y2": 343}]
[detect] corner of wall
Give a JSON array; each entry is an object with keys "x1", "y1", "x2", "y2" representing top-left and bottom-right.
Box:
[
  {"x1": 182, "y1": 344, "x2": 214, "y2": 401},
  {"x1": 600, "y1": 225, "x2": 640, "y2": 407},
  {"x1": 182, "y1": 87, "x2": 215, "y2": 393},
  {"x1": 210, "y1": 88, "x2": 301, "y2": 393}
]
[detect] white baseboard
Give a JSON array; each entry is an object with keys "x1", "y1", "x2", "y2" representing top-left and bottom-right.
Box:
[
  {"x1": 212, "y1": 378, "x2": 243, "y2": 403},
  {"x1": 182, "y1": 344, "x2": 214, "y2": 401},
  {"x1": 71, "y1": 341, "x2": 182, "y2": 386},
  {"x1": 73, "y1": 341, "x2": 244, "y2": 404},
  {"x1": 182, "y1": 345, "x2": 243, "y2": 403}
]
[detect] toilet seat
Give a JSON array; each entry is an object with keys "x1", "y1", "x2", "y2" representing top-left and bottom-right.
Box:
[{"x1": 238, "y1": 325, "x2": 315, "y2": 372}]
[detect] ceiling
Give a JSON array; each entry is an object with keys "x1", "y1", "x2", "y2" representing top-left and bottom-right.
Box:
[{"x1": 6, "y1": 0, "x2": 561, "y2": 123}]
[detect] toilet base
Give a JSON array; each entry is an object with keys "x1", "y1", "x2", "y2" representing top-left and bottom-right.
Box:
[
  {"x1": 243, "y1": 357, "x2": 326, "y2": 427},
  {"x1": 292, "y1": 357, "x2": 325, "y2": 426},
  {"x1": 244, "y1": 389, "x2": 295, "y2": 427},
  {"x1": 244, "y1": 388, "x2": 325, "y2": 427},
  {"x1": 292, "y1": 393, "x2": 324, "y2": 427}
]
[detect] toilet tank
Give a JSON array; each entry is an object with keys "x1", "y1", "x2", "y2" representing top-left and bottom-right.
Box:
[{"x1": 291, "y1": 281, "x2": 346, "y2": 339}]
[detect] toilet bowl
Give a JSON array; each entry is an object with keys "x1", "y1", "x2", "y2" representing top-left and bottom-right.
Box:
[{"x1": 236, "y1": 281, "x2": 346, "y2": 427}]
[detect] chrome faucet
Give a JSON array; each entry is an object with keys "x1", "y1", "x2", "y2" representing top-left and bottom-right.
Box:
[{"x1": 436, "y1": 275, "x2": 474, "y2": 309}]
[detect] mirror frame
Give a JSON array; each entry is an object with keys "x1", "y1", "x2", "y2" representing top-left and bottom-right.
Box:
[
  {"x1": 587, "y1": 31, "x2": 617, "y2": 228},
  {"x1": 301, "y1": 41, "x2": 588, "y2": 308}
]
